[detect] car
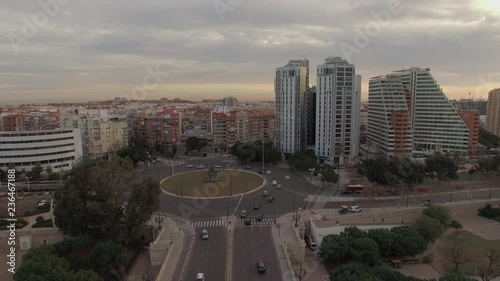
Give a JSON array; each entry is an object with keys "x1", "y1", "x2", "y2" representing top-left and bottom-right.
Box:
[
  {"x1": 262, "y1": 191, "x2": 269, "y2": 196},
  {"x1": 257, "y1": 260, "x2": 266, "y2": 273},
  {"x1": 222, "y1": 154, "x2": 230, "y2": 158},
  {"x1": 157, "y1": 159, "x2": 162, "y2": 163},
  {"x1": 276, "y1": 184, "x2": 281, "y2": 189},
  {"x1": 215, "y1": 165, "x2": 222, "y2": 168},
  {"x1": 256, "y1": 214, "x2": 263, "y2": 221},
  {"x1": 265, "y1": 170, "x2": 271, "y2": 175},
  {"x1": 285, "y1": 176, "x2": 290, "y2": 180},
  {"x1": 197, "y1": 165, "x2": 205, "y2": 169},
  {"x1": 186, "y1": 164, "x2": 194, "y2": 168},
  {"x1": 245, "y1": 219, "x2": 251, "y2": 225},
  {"x1": 196, "y1": 273, "x2": 205, "y2": 281},
  {"x1": 253, "y1": 204, "x2": 260, "y2": 210},
  {"x1": 146, "y1": 162, "x2": 151, "y2": 167},
  {"x1": 268, "y1": 197, "x2": 275, "y2": 203},
  {"x1": 37, "y1": 200, "x2": 48, "y2": 207},
  {"x1": 349, "y1": 205, "x2": 362, "y2": 212},
  {"x1": 244, "y1": 166, "x2": 251, "y2": 169},
  {"x1": 155, "y1": 157, "x2": 160, "y2": 161},
  {"x1": 417, "y1": 187, "x2": 428, "y2": 192},
  {"x1": 340, "y1": 190, "x2": 352, "y2": 195},
  {"x1": 272, "y1": 180, "x2": 277, "y2": 186},
  {"x1": 258, "y1": 170, "x2": 263, "y2": 174},
  {"x1": 201, "y1": 229, "x2": 209, "y2": 240},
  {"x1": 151, "y1": 160, "x2": 156, "y2": 164},
  {"x1": 240, "y1": 210, "x2": 248, "y2": 218}
]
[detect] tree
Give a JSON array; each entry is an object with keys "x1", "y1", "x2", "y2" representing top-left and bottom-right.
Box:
[
  {"x1": 391, "y1": 226, "x2": 428, "y2": 257},
  {"x1": 319, "y1": 164, "x2": 339, "y2": 186},
  {"x1": 451, "y1": 220, "x2": 463, "y2": 232},
  {"x1": 330, "y1": 262, "x2": 431, "y2": 281},
  {"x1": 444, "y1": 244, "x2": 470, "y2": 272},
  {"x1": 479, "y1": 249, "x2": 500, "y2": 281},
  {"x1": 46, "y1": 165, "x2": 53, "y2": 175},
  {"x1": 31, "y1": 162, "x2": 44, "y2": 181},
  {"x1": 124, "y1": 177, "x2": 160, "y2": 243},
  {"x1": 196, "y1": 139, "x2": 207, "y2": 152},
  {"x1": 415, "y1": 215, "x2": 445, "y2": 242},
  {"x1": 350, "y1": 237, "x2": 380, "y2": 266},
  {"x1": 72, "y1": 270, "x2": 102, "y2": 281},
  {"x1": 0, "y1": 169, "x2": 6, "y2": 181},
  {"x1": 238, "y1": 143, "x2": 258, "y2": 162},
  {"x1": 216, "y1": 142, "x2": 227, "y2": 153},
  {"x1": 53, "y1": 157, "x2": 135, "y2": 241},
  {"x1": 423, "y1": 205, "x2": 452, "y2": 227},
  {"x1": 366, "y1": 229, "x2": 397, "y2": 257},
  {"x1": 439, "y1": 273, "x2": 475, "y2": 281},
  {"x1": 185, "y1": 136, "x2": 200, "y2": 154},
  {"x1": 49, "y1": 172, "x2": 61, "y2": 181},
  {"x1": 288, "y1": 151, "x2": 319, "y2": 171},
  {"x1": 342, "y1": 226, "x2": 367, "y2": 241},
  {"x1": 117, "y1": 145, "x2": 148, "y2": 165},
  {"x1": 86, "y1": 241, "x2": 127, "y2": 275},
  {"x1": 319, "y1": 234, "x2": 351, "y2": 264},
  {"x1": 360, "y1": 157, "x2": 392, "y2": 185},
  {"x1": 479, "y1": 127, "x2": 500, "y2": 148},
  {"x1": 231, "y1": 141, "x2": 243, "y2": 156},
  {"x1": 425, "y1": 154, "x2": 459, "y2": 183}
]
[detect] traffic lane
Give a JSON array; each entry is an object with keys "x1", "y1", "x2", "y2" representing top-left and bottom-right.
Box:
[
  {"x1": 159, "y1": 192, "x2": 244, "y2": 219},
  {"x1": 233, "y1": 226, "x2": 283, "y2": 281},
  {"x1": 184, "y1": 226, "x2": 227, "y2": 281},
  {"x1": 235, "y1": 188, "x2": 306, "y2": 217},
  {"x1": 264, "y1": 168, "x2": 319, "y2": 196}
]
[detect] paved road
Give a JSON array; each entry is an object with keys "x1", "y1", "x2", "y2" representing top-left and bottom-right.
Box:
[
  {"x1": 184, "y1": 226, "x2": 227, "y2": 281},
  {"x1": 233, "y1": 225, "x2": 282, "y2": 281}
]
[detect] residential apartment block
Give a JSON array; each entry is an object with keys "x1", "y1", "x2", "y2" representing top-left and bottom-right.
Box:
[
  {"x1": 486, "y1": 89, "x2": 500, "y2": 137},
  {"x1": 275, "y1": 59, "x2": 309, "y2": 155},
  {"x1": 0, "y1": 111, "x2": 60, "y2": 132},
  {"x1": 368, "y1": 67, "x2": 473, "y2": 157},
  {"x1": 60, "y1": 114, "x2": 129, "y2": 159},
  {"x1": 315, "y1": 57, "x2": 361, "y2": 165},
  {"x1": 132, "y1": 110, "x2": 181, "y2": 150}
]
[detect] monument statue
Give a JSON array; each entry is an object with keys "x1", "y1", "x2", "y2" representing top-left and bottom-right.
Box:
[{"x1": 205, "y1": 166, "x2": 221, "y2": 183}]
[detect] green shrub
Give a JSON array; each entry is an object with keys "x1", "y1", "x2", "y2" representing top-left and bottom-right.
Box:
[
  {"x1": 36, "y1": 216, "x2": 45, "y2": 223},
  {"x1": 478, "y1": 203, "x2": 500, "y2": 222},
  {"x1": 422, "y1": 255, "x2": 433, "y2": 264}
]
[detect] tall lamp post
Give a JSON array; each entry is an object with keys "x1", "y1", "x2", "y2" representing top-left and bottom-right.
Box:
[{"x1": 262, "y1": 140, "x2": 265, "y2": 178}]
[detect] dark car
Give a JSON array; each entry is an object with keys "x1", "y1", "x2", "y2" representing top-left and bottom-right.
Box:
[
  {"x1": 253, "y1": 204, "x2": 260, "y2": 210},
  {"x1": 268, "y1": 196, "x2": 275, "y2": 203},
  {"x1": 256, "y1": 214, "x2": 263, "y2": 221},
  {"x1": 258, "y1": 170, "x2": 263, "y2": 174},
  {"x1": 257, "y1": 260, "x2": 266, "y2": 273},
  {"x1": 245, "y1": 219, "x2": 251, "y2": 225}
]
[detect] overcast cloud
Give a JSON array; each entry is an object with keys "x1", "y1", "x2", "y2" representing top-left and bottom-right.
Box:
[{"x1": 0, "y1": 0, "x2": 499, "y2": 104}]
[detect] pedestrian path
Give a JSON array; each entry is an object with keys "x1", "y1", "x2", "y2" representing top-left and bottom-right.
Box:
[{"x1": 190, "y1": 217, "x2": 226, "y2": 228}]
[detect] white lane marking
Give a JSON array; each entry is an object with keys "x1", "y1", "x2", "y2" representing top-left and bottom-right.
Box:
[{"x1": 233, "y1": 194, "x2": 245, "y2": 216}]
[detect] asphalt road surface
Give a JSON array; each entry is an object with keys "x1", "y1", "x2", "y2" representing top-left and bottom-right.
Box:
[
  {"x1": 232, "y1": 225, "x2": 282, "y2": 281},
  {"x1": 184, "y1": 226, "x2": 227, "y2": 281}
]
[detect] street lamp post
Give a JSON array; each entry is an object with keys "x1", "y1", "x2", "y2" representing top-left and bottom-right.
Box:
[{"x1": 262, "y1": 141, "x2": 265, "y2": 179}]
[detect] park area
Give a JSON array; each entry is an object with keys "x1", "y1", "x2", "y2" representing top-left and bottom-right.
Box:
[
  {"x1": 433, "y1": 230, "x2": 500, "y2": 276},
  {"x1": 161, "y1": 169, "x2": 263, "y2": 197}
]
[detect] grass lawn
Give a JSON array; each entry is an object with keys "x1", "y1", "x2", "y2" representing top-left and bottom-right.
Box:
[
  {"x1": 436, "y1": 230, "x2": 500, "y2": 275},
  {"x1": 423, "y1": 172, "x2": 475, "y2": 185},
  {"x1": 161, "y1": 169, "x2": 263, "y2": 197}
]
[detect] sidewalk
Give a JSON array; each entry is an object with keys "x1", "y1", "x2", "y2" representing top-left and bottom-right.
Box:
[{"x1": 271, "y1": 215, "x2": 299, "y2": 281}]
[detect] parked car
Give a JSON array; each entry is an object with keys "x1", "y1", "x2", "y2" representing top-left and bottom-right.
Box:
[
  {"x1": 256, "y1": 260, "x2": 266, "y2": 273},
  {"x1": 196, "y1": 273, "x2": 205, "y2": 281},
  {"x1": 268, "y1": 197, "x2": 275, "y2": 203},
  {"x1": 201, "y1": 229, "x2": 209, "y2": 240},
  {"x1": 417, "y1": 187, "x2": 428, "y2": 192},
  {"x1": 253, "y1": 204, "x2": 260, "y2": 210},
  {"x1": 256, "y1": 214, "x2": 263, "y2": 221},
  {"x1": 305, "y1": 235, "x2": 317, "y2": 250},
  {"x1": 276, "y1": 184, "x2": 281, "y2": 189},
  {"x1": 262, "y1": 191, "x2": 269, "y2": 196},
  {"x1": 37, "y1": 200, "x2": 48, "y2": 207},
  {"x1": 157, "y1": 159, "x2": 162, "y2": 163},
  {"x1": 245, "y1": 219, "x2": 251, "y2": 225},
  {"x1": 186, "y1": 164, "x2": 194, "y2": 168},
  {"x1": 285, "y1": 176, "x2": 290, "y2": 180},
  {"x1": 197, "y1": 165, "x2": 205, "y2": 169},
  {"x1": 349, "y1": 205, "x2": 362, "y2": 212},
  {"x1": 240, "y1": 210, "x2": 248, "y2": 218},
  {"x1": 258, "y1": 170, "x2": 263, "y2": 174},
  {"x1": 146, "y1": 162, "x2": 151, "y2": 167}
]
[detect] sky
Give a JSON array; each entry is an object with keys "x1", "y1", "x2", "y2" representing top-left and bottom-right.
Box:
[{"x1": 0, "y1": 0, "x2": 499, "y2": 105}]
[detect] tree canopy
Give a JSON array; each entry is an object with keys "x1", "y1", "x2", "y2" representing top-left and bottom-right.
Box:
[
  {"x1": 415, "y1": 215, "x2": 445, "y2": 243},
  {"x1": 358, "y1": 157, "x2": 425, "y2": 186},
  {"x1": 86, "y1": 242, "x2": 127, "y2": 275},
  {"x1": 319, "y1": 164, "x2": 339, "y2": 185},
  {"x1": 288, "y1": 151, "x2": 319, "y2": 171},
  {"x1": 390, "y1": 226, "x2": 428, "y2": 257},
  {"x1": 116, "y1": 144, "x2": 148, "y2": 165},
  {"x1": 425, "y1": 153, "x2": 459, "y2": 182},
  {"x1": 231, "y1": 141, "x2": 282, "y2": 163},
  {"x1": 423, "y1": 205, "x2": 452, "y2": 228},
  {"x1": 53, "y1": 157, "x2": 159, "y2": 242},
  {"x1": 329, "y1": 262, "x2": 436, "y2": 281}
]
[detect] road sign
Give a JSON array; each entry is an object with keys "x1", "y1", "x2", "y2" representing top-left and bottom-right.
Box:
[{"x1": 275, "y1": 223, "x2": 281, "y2": 229}]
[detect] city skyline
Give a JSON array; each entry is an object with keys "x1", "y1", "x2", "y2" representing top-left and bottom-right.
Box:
[{"x1": 1, "y1": 0, "x2": 500, "y2": 105}]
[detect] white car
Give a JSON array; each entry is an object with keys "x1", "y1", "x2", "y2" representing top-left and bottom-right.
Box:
[
  {"x1": 349, "y1": 205, "x2": 362, "y2": 212},
  {"x1": 215, "y1": 165, "x2": 222, "y2": 168},
  {"x1": 146, "y1": 162, "x2": 151, "y2": 167},
  {"x1": 186, "y1": 164, "x2": 194, "y2": 168},
  {"x1": 276, "y1": 184, "x2": 281, "y2": 189},
  {"x1": 285, "y1": 176, "x2": 290, "y2": 180},
  {"x1": 197, "y1": 165, "x2": 205, "y2": 169},
  {"x1": 201, "y1": 229, "x2": 209, "y2": 240},
  {"x1": 265, "y1": 170, "x2": 271, "y2": 175},
  {"x1": 272, "y1": 180, "x2": 277, "y2": 186},
  {"x1": 37, "y1": 200, "x2": 48, "y2": 207},
  {"x1": 196, "y1": 273, "x2": 205, "y2": 281},
  {"x1": 262, "y1": 191, "x2": 269, "y2": 196}
]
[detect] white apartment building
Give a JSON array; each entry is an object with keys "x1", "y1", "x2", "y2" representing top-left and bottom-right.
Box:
[
  {"x1": 275, "y1": 59, "x2": 309, "y2": 154},
  {"x1": 60, "y1": 115, "x2": 128, "y2": 159},
  {"x1": 367, "y1": 74, "x2": 413, "y2": 157},
  {"x1": 368, "y1": 67, "x2": 469, "y2": 157},
  {"x1": 0, "y1": 129, "x2": 83, "y2": 172},
  {"x1": 315, "y1": 57, "x2": 361, "y2": 165}
]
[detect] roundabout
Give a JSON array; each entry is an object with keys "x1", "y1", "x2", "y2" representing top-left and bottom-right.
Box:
[{"x1": 160, "y1": 168, "x2": 264, "y2": 198}]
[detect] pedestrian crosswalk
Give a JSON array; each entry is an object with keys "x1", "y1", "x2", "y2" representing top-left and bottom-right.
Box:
[{"x1": 189, "y1": 215, "x2": 278, "y2": 228}]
